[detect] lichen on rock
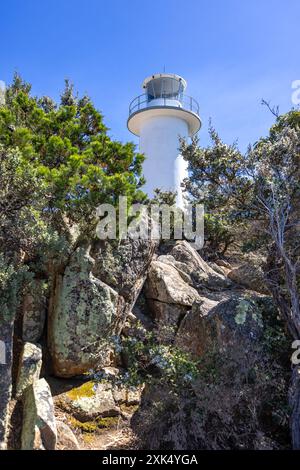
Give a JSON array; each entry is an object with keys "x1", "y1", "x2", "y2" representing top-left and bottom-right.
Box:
[{"x1": 48, "y1": 246, "x2": 122, "y2": 377}]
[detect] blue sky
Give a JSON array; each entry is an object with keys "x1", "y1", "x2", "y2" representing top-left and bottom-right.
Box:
[{"x1": 1, "y1": 0, "x2": 299, "y2": 152}]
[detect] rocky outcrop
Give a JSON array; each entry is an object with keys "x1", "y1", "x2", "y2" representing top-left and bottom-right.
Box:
[
  {"x1": 142, "y1": 241, "x2": 276, "y2": 364},
  {"x1": 91, "y1": 239, "x2": 157, "y2": 301},
  {"x1": 21, "y1": 378, "x2": 57, "y2": 450},
  {"x1": 48, "y1": 247, "x2": 122, "y2": 377},
  {"x1": 55, "y1": 378, "x2": 143, "y2": 422},
  {"x1": 1, "y1": 234, "x2": 289, "y2": 450},
  {"x1": 144, "y1": 241, "x2": 232, "y2": 340},
  {"x1": 48, "y1": 239, "x2": 156, "y2": 378},
  {"x1": 165, "y1": 241, "x2": 231, "y2": 290},
  {"x1": 16, "y1": 342, "x2": 42, "y2": 398}
]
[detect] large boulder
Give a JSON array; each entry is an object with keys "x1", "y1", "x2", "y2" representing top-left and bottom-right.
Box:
[
  {"x1": 144, "y1": 259, "x2": 200, "y2": 340},
  {"x1": 91, "y1": 238, "x2": 157, "y2": 301},
  {"x1": 16, "y1": 342, "x2": 42, "y2": 398},
  {"x1": 21, "y1": 378, "x2": 57, "y2": 450},
  {"x1": 55, "y1": 378, "x2": 142, "y2": 424},
  {"x1": 144, "y1": 242, "x2": 232, "y2": 339},
  {"x1": 145, "y1": 260, "x2": 200, "y2": 306},
  {"x1": 48, "y1": 247, "x2": 122, "y2": 377},
  {"x1": 58, "y1": 381, "x2": 120, "y2": 421},
  {"x1": 176, "y1": 293, "x2": 266, "y2": 358},
  {"x1": 48, "y1": 239, "x2": 156, "y2": 378}
]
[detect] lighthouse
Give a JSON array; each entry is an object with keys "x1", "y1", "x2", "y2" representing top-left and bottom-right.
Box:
[{"x1": 127, "y1": 73, "x2": 201, "y2": 208}]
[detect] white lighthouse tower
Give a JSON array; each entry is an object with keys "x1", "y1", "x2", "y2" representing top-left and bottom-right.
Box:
[{"x1": 127, "y1": 73, "x2": 201, "y2": 208}]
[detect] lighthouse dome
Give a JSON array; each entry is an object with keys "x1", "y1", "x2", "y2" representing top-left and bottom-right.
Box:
[{"x1": 142, "y1": 73, "x2": 187, "y2": 102}]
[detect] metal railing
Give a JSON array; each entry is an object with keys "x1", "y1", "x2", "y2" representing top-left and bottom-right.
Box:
[{"x1": 129, "y1": 93, "x2": 200, "y2": 117}]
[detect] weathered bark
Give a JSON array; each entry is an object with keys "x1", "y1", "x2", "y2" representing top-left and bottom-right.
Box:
[{"x1": 289, "y1": 366, "x2": 300, "y2": 449}]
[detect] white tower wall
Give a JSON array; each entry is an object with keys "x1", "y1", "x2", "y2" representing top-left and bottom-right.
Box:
[
  {"x1": 139, "y1": 115, "x2": 189, "y2": 206},
  {"x1": 127, "y1": 73, "x2": 201, "y2": 208}
]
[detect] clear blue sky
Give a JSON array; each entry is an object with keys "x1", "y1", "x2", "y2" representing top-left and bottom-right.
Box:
[{"x1": 1, "y1": 0, "x2": 299, "y2": 151}]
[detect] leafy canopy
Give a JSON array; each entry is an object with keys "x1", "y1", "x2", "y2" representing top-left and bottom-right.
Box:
[{"x1": 0, "y1": 74, "x2": 146, "y2": 230}]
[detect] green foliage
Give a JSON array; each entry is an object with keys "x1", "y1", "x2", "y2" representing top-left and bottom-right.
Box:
[
  {"x1": 151, "y1": 188, "x2": 177, "y2": 206},
  {"x1": 0, "y1": 255, "x2": 32, "y2": 323},
  {"x1": 0, "y1": 73, "x2": 146, "y2": 234},
  {"x1": 181, "y1": 126, "x2": 253, "y2": 253},
  {"x1": 108, "y1": 328, "x2": 200, "y2": 388},
  {"x1": 203, "y1": 213, "x2": 234, "y2": 253},
  {"x1": 181, "y1": 110, "x2": 300, "y2": 258},
  {"x1": 0, "y1": 73, "x2": 147, "y2": 328}
]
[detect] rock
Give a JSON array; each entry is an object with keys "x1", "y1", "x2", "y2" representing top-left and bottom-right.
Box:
[
  {"x1": 145, "y1": 260, "x2": 200, "y2": 306},
  {"x1": 208, "y1": 261, "x2": 227, "y2": 276},
  {"x1": 149, "y1": 300, "x2": 187, "y2": 327},
  {"x1": 176, "y1": 293, "x2": 265, "y2": 358},
  {"x1": 156, "y1": 255, "x2": 193, "y2": 284},
  {"x1": 101, "y1": 366, "x2": 120, "y2": 379},
  {"x1": 48, "y1": 238, "x2": 156, "y2": 378},
  {"x1": 112, "y1": 384, "x2": 143, "y2": 406},
  {"x1": 56, "y1": 421, "x2": 80, "y2": 450},
  {"x1": 227, "y1": 263, "x2": 269, "y2": 294},
  {"x1": 21, "y1": 378, "x2": 57, "y2": 450},
  {"x1": 215, "y1": 259, "x2": 233, "y2": 269},
  {"x1": 56, "y1": 381, "x2": 120, "y2": 421},
  {"x1": 91, "y1": 238, "x2": 157, "y2": 300},
  {"x1": 16, "y1": 342, "x2": 42, "y2": 398},
  {"x1": 0, "y1": 288, "x2": 18, "y2": 449},
  {"x1": 144, "y1": 243, "x2": 232, "y2": 341},
  {"x1": 22, "y1": 280, "x2": 46, "y2": 342},
  {"x1": 48, "y1": 246, "x2": 123, "y2": 377},
  {"x1": 166, "y1": 241, "x2": 232, "y2": 290},
  {"x1": 56, "y1": 377, "x2": 143, "y2": 424}
]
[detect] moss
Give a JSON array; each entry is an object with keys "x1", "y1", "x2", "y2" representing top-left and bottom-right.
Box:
[
  {"x1": 69, "y1": 415, "x2": 119, "y2": 433},
  {"x1": 82, "y1": 434, "x2": 94, "y2": 444},
  {"x1": 69, "y1": 417, "x2": 97, "y2": 433},
  {"x1": 95, "y1": 416, "x2": 119, "y2": 428},
  {"x1": 67, "y1": 381, "x2": 96, "y2": 401}
]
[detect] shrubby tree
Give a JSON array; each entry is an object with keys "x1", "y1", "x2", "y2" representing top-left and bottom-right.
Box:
[
  {"x1": 249, "y1": 111, "x2": 300, "y2": 448},
  {"x1": 180, "y1": 126, "x2": 253, "y2": 254},
  {"x1": 0, "y1": 73, "x2": 146, "y2": 243},
  {"x1": 181, "y1": 109, "x2": 300, "y2": 448}
]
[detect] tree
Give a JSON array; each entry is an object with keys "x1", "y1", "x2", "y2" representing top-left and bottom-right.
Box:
[
  {"x1": 249, "y1": 112, "x2": 300, "y2": 448},
  {"x1": 0, "y1": 73, "x2": 146, "y2": 242},
  {"x1": 182, "y1": 110, "x2": 300, "y2": 448},
  {"x1": 181, "y1": 125, "x2": 254, "y2": 255}
]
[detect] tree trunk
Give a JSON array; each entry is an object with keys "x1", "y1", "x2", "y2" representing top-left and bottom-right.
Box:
[{"x1": 289, "y1": 366, "x2": 300, "y2": 449}]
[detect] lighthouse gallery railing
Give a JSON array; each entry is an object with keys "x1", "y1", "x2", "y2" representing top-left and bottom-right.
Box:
[{"x1": 129, "y1": 93, "x2": 200, "y2": 117}]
